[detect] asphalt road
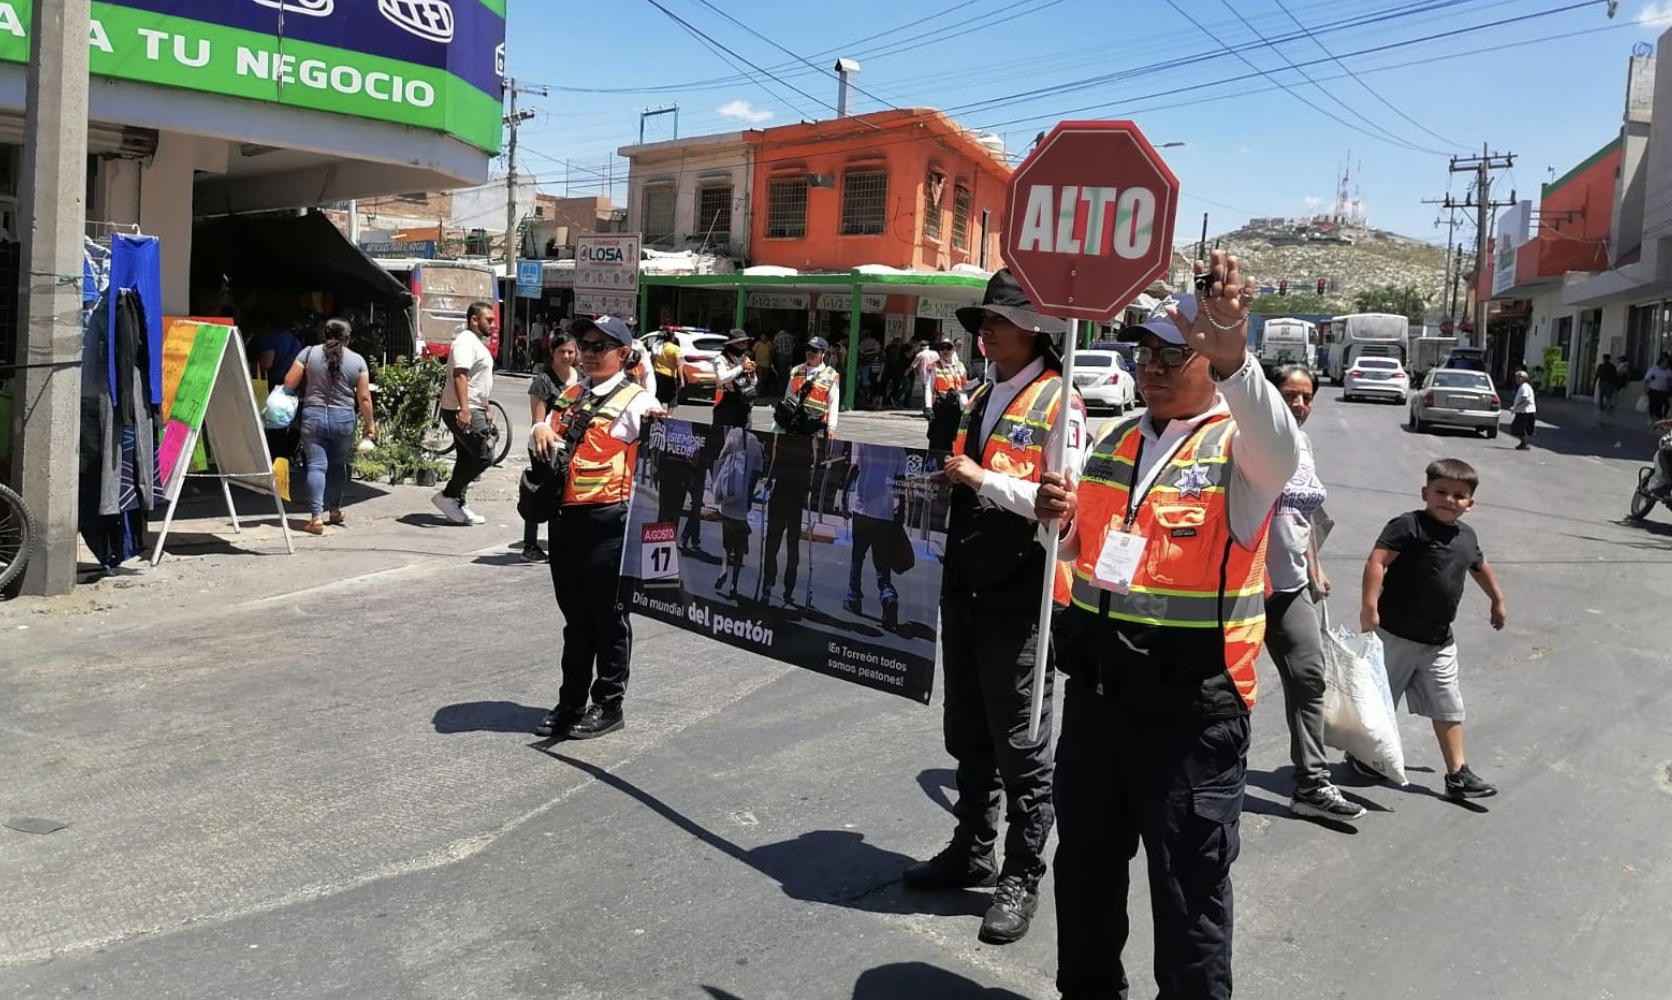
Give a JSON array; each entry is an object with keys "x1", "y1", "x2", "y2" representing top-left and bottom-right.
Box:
[{"x1": 4, "y1": 383, "x2": 1672, "y2": 999}]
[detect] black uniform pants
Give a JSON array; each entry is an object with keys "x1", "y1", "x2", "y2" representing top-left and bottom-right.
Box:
[
  {"x1": 939, "y1": 600, "x2": 1055, "y2": 881},
  {"x1": 1054, "y1": 673, "x2": 1248, "y2": 1000},
  {"x1": 548, "y1": 502, "x2": 632, "y2": 712},
  {"x1": 762, "y1": 487, "x2": 808, "y2": 593}
]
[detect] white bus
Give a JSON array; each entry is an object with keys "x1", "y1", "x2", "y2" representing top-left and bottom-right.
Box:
[
  {"x1": 1259, "y1": 318, "x2": 1318, "y2": 368},
  {"x1": 1326, "y1": 313, "x2": 1410, "y2": 384}
]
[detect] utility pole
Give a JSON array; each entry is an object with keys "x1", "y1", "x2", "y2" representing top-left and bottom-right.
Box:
[
  {"x1": 13, "y1": 0, "x2": 91, "y2": 596},
  {"x1": 1197, "y1": 212, "x2": 1209, "y2": 263},
  {"x1": 1441, "y1": 145, "x2": 1515, "y2": 350},
  {"x1": 502, "y1": 77, "x2": 545, "y2": 274},
  {"x1": 1421, "y1": 195, "x2": 1463, "y2": 321}
]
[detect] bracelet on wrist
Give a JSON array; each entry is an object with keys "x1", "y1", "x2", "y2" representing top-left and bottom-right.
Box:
[{"x1": 1204, "y1": 311, "x2": 1246, "y2": 332}]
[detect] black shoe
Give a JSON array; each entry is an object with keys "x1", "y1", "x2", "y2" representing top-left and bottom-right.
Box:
[
  {"x1": 902, "y1": 842, "x2": 998, "y2": 890},
  {"x1": 1291, "y1": 784, "x2": 1367, "y2": 821},
  {"x1": 1445, "y1": 764, "x2": 1497, "y2": 799},
  {"x1": 978, "y1": 874, "x2": 1039, "y2": 944},
  {"x1": 714, "y1": 573, "x2": 728, "y2": 592},
  {"x1": 568, "y1": 705, "x2": 624, "y2": 740},
  {"x1": 533, "y1": 704, "x2": 582, "y2": 739},
  {"x1": 843, "y1": 595, "x2": 863, "y2": 615},
  {"x1": 521, "y1": 545, "x2": 548, "y2": 563},
  {"x1": 881, "y1": 596, "x2": 899, "y2": 628}
]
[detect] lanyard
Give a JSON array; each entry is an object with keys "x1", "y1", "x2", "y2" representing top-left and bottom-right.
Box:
[{"x1": 1122, "y1": 424, "x2": 1197, "y2": 529}]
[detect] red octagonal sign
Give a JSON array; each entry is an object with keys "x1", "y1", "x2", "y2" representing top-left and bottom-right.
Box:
[{"x1": 1004, "y1": 121, "x2": 1180, "y2": 323}]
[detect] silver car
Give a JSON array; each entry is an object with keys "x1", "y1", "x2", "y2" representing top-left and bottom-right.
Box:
[
  {"x1": 1409, "y1": 369, "x2": 1501, "y2": 438},
  {"x1": 1342, "y1": 356, "x2": 1410, "y2": 403}
]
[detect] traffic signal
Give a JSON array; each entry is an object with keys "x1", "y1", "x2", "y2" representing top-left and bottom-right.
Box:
[
  {"x1": 1316, "y1": 278, "x2": 1326, "y2": 295},
  {"x1": 1278, "y1": 280, "x2": 1288, "y2": 296}
]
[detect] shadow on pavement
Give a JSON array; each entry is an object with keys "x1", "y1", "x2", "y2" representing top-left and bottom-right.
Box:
[
  {"x1": 916, "y1": 768, "x2": 957, "y2": 816},
  {"x1": 432, "y1": 700, "x2": 546, "y2": 734},
  {"x1": 541, "y1": 751, "x2": 991, "y2": 918},
  {"x1": 702, "y1": 962, "x2": 1030, "y2": 1000}
]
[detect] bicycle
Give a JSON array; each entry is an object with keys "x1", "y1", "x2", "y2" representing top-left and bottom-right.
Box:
[
  {"x1": 421, "y1": 396, "x2": 512, "y2": 466},
  {"x1": 0, "y1": 479, "x2": 36, "y2": 593}
]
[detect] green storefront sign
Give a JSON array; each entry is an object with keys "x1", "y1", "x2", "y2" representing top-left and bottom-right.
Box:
[{"x1": 0, "y1": 0, "x2": 505, "y2": 153}]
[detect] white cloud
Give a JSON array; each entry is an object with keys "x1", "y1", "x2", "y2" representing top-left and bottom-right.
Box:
[
  {"x1": 717, "y1": 100, "x2": 774, "y2": 124},
  {"x1": 1639, "y1": 1, "x2": 1672, "y2": 26},
  {"x1": 1303, "y1": 195, "x2": 1325, "y2": 209}
]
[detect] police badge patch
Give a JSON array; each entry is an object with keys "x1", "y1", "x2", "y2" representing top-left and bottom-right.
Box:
[
  {"x1": 1174, "y1": 462, "x2": 1211, "y2": 499},
  {"x1": 1007, "y1": 422, "x2": 1032, "y2": 450}
]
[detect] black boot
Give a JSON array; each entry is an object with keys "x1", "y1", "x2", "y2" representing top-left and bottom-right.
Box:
[
  {"x1": 533, "y1": 704, "x2": 582, "y2": 739},
  {"x1": 902, "y1": 841, "x2": 997, "y2": 890},
  {"x1": 568, "y1": 704, "x2": 624, "y2": 740},
  {"x1": 978, "y1": 874, "x2": 1039, "y2": 944}
]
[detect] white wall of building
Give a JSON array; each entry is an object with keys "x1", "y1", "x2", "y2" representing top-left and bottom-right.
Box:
[
  {"x1": 97, "y1": 131, "x2": 228, "y2": 314},
  {"x1": 620, "y1": 134, "x2": 752, "y2": 257}
]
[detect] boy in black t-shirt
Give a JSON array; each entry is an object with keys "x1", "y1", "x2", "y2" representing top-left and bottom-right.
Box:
[{"x1": 1359, "y1": 458, "x2": 1509, "y2": 800}]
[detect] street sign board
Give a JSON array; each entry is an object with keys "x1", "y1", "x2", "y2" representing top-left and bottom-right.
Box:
[
  {"x1": 576, "y1": 233, "x2": 642, "y2": 319},
  {"x1": 361, "y1": 240, "x2": 435, "y2": 259},
  {"x1": 1002, "y1": 121, "x2": 1180, "y2": 322},
  {"x1": 516, "y1": 260, "x2": 542, "y2": 286}
]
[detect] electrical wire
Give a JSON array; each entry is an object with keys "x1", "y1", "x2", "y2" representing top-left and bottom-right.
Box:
[
  {"x1": 684, "y1": 0, "x2": 902, "y2": 113},
  {"x1": 639, "y1": 0, "x2": 826, "y2": 120}
]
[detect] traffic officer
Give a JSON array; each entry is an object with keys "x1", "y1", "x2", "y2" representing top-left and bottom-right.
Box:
[
  {"x1": 904, "y1": 270, "x2": 1085, "y2": 946},
  {"x1": 529, "y1": 315, "x2": 664, "y2": 741},
  {"x1": 1036, "y1": 252, "x2": 1300, "y2": 999},
  {"x1": 923, "y1": 338, "x2": 969, "y2": 451},
  {"x1": 761, "y1": 337, "x2": 839, "y2": 607}
]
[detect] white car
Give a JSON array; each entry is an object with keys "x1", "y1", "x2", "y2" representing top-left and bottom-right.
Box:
[
  {"x1": 1071, "y1": 350, "x2": 1138, "y2": 413},
  {"x1": 638, "y1": 328, "x2": 727, "y2": 404},
  {"x1": 1342, "y1": 356, "x2": 1410, "y2": 404}
]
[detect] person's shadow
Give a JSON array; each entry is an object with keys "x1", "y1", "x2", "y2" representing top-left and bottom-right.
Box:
[
  {"x1": 541, "y1": 751, "x2": 990, "y2": 917},
  {"x1": 431, "y1": 701, "x2": 547, "y2": 734},
  {"x1": 702, "y1": 962, "x2": 1031, "y2": 999}
]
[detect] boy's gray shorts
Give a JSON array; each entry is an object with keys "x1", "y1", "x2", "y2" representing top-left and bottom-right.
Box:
[{"x1": 1377, "y1": 629, "x2": 1465, "y2": 722}]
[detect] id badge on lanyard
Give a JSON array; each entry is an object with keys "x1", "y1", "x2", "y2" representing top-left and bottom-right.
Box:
[{"x1": 1090, "y1": 433, "x2": 1187, "y2": 594}]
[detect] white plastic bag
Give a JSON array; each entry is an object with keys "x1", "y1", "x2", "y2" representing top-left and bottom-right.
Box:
[
  {"x1": 262, "y1": 386, "x2": 298, "y2": 429},
  {"x1": 1319, "y1": 609, "x2": 1408, "y2": 786},
  {"x1": 1636, "y1": 393, "x2": 1650, "y2": 414}
]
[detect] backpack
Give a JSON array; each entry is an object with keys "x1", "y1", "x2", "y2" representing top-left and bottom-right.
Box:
[{"x1": 713, "y1": 446, "x2": 751, "y2": 507}]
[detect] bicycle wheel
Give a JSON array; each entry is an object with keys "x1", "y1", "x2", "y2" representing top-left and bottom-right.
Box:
[
  {"x1": 421, "y1": 406, "x2": 456, "y2": 455},
  {"x1": 0, "y1": 481, "x2": 37, "y2": 593},
  {"x1": 487, "y1": 399, "x2": 513, "y2": 466}
]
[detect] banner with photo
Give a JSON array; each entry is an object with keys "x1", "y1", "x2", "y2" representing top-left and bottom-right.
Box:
[{"x1": 620, "y1": 418, "x2": 949, "y2": 704}]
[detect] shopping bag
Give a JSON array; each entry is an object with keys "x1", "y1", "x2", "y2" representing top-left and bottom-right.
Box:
[
  {"x1": 262, "y1": 386, "x2": 298, "y2": 429},
  {"x1": 1636, "y1": 394, "x2": 1650, "y2": 414},
  {"x1": 1319, "y1": 607, "x2": 1408, "y2": 786}
]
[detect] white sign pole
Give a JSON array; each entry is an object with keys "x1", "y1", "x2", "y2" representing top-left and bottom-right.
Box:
[{"x1": 1027, "y1": 316, "x2": 1077, "y2": 743}]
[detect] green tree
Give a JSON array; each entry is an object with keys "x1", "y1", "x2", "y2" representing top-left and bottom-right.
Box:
[
  {"x1": 1251, "y1": 291, "x2": 1335, "y2": 316},
  {"x1": 1352, "y1": 284, "x2": 1428, "y2": 323}
]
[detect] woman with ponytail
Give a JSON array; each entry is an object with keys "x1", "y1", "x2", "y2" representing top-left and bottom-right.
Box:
[{"x1": 284, "y1": 318, "x2": 374, "y2": 535}]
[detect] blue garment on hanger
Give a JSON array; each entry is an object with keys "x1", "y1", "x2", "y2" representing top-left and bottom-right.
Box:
[{"x1": 107, "y1": 233, "x2": 163, "y2": 407}]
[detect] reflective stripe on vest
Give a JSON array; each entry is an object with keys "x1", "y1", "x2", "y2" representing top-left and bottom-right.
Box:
[
  {"x1": 932, "y1": 361, "x2": 966, "y2": 395},
  {"x1": 952, "y1": 370, "x2": 1075, "y2": 606},
  {"x1": 548, "y1": 380, "x2": 646, "y2": 506},
  {"x1": 1070, "y1": 414, "x2": 1268, "y2": 709},
  {"x1": 788, "y1": 365, "x2": 838, "y2": 418}
]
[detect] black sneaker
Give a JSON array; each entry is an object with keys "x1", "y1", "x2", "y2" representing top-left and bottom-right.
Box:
[
  {"x1": 1445, "y1": 764, "x2": 1498, "y2": 799},
  {"x1": 978, "y1": 874, "x2": 1039, "y2": 944},
  {"x1": 533, "y1": 704, "x2": 582, "y2": 739},
  {"x1": 1291, "y1": 784, "x2": 1367, "y2": 821},
  {"x1": 568, "y1": 705, "x2": 624, "y2": 740},
  {"x1": 521, "y1": 545, "x2": 547, "y2": 563},
  {"x1": 902, "y1": 842, "x2": 998, "y2": 890},
  {"x1": 843, "y1": 596, "x2": 863, "y2": 615},
  {"x1": 881, "y1": 596, "x2": 899, "y2": 628},
  {"x1": 1345, "y1": 754, "x2": 1389, "y2": 783}
]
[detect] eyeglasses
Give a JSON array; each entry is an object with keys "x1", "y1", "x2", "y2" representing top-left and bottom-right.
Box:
[
  {"x1": 1132, "y1": 345, "x2": 1194, "y2": 368},
  {"x1": 577, "y1": 338, "x2": 614, "y2": 354}
]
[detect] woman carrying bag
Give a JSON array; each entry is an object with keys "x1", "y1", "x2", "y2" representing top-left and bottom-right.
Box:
[{"x1": 284, "y1": 318, "x2": 374, "y2": 535}]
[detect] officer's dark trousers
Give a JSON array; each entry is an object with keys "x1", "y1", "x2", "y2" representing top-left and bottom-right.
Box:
[
  {"x1": 1054, "y1": 673, "x2": 1248, "y2": 1000},
  {"x1": 549, "y1": 502, "x2": 631, "y2": 712},
  {"x1": 938, "y1": 600, "x2": 1055, "y2": 881}
]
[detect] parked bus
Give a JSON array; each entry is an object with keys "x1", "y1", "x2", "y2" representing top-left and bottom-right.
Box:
[
  {"x1": 372, "y1": 257, "x2": 500, "y2": 359},
  {"x1": 1325, "y1": 313, "x2": 1410, "y2": 384},
  {"x1": 1259, "y1": 318, "x2": 1318, "y2": 369}
]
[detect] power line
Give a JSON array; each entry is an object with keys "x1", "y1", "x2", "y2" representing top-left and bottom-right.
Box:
[
  {"x1": 638, "y1": 0, "x2": 826, "y2": 120},
  {"x1": 684, "y1": 0, "x2": 901, "y2": 113}
]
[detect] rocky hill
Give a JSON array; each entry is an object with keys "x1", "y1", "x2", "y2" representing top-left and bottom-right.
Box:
[{"x1": 1189, "y1": 218, "x2": 1452, "y2": 315}]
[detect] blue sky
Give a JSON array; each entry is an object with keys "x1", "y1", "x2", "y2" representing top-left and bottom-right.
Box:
[{"x1": 503, "y1": 0, "x2": 1672, "y2": 245}]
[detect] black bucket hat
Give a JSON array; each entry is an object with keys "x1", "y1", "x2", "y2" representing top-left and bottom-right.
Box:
[{"x1": 955, "y1": 269, "x2": 1069, "y2": 337}]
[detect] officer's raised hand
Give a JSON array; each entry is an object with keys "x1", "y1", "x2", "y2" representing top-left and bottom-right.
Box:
[
  {"x1": 1036, "y1": 470, "x2": 1076, "y2": 524},
  {"x1": 1177, "y1": 249, "x2": 1257, "y2": 376}
]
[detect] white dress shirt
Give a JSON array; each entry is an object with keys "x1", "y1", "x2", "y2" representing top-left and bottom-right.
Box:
[
  {"x1": 527, "y1": 370, "x2": 661, "y2": 446},
  {"x1": 967, "y1": 356, "x2": 1087, "y2": 521}
]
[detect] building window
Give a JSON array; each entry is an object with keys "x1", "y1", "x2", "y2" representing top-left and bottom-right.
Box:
[
  {"x1": 841, "y1": 169, "x2": 888, "y2": 236},
  {"x1": 951, "y1": 186, "x2": 972, "y2": 251},
  {"x1": 643, "y1": 182, "x2": 676, "y2": 244},
  {"x1": 923, "y1": 171, "x2": 945, "y2": 242},
  {"x1": 695, "y1": 183, "x2": 732, "y2": 244},
  {"x1": 767, "y1": 177, "x2": 807, "y2": 239}
]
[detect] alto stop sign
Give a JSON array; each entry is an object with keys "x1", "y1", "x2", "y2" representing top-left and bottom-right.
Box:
[{"x1": 1004, "y1": 121, "x2": 1180, "y2": 322}]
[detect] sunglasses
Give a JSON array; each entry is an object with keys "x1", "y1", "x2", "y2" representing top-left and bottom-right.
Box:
[
  {"x1": 1132, "y1": 345, "x2": 1195, "y2": 368},
  {"x1": 577, "y1": 338, "x2": 616, "y2": 354}
]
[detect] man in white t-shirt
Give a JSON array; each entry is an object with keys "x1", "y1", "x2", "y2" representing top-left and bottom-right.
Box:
[{"x1": 434, "y1": 302, "x2": 498, "y2": 524}]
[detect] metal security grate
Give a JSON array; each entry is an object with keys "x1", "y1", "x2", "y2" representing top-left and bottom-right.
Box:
[
  {"x1": 951, "y1": 186, "x2": 972, "y2": 251},
  {"x1": 643, "y1": 182, "x2": 676, "y2": 244},
  {"x1": 767, "y1": 178, "x2": 807, "y2": 238},
  {"x1": 923, "y1": 171, "x2": 944, "y2": 242},
  {"x1": 841, "y1": 170, "x2": 888, "y2": 236},
  {"x1": 695, "y1": 184, "x2": 733, "y2": 244}
]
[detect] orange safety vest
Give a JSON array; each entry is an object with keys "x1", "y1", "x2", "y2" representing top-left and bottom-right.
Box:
[
  {"x1": 932, "y1": 360, "x2": 967, "y2": 396},
  {"x1": 951, "y1": 369, "x2": 1077, "y2": 606},
  {"x1": 546, "y1": 378, "x2": 647, "y2": 506},
  {"x1": 786, "y1": 363, "x2": 839, "y2": 420},
  {"x1": 1069, "y1": 413, "x2": 1269, "y2": 710}
]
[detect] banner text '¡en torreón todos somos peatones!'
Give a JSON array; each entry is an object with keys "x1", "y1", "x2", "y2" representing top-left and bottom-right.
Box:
[{"x1": 0, "y1": 0, "x2": 506, "y2": 153}]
